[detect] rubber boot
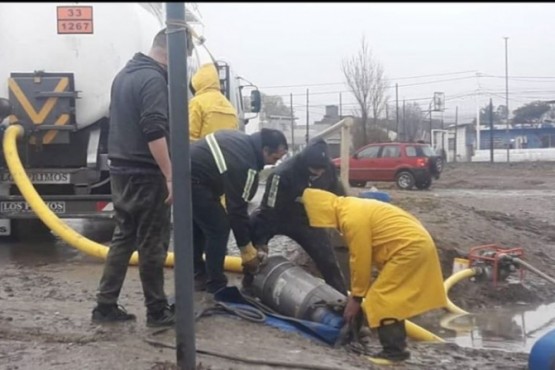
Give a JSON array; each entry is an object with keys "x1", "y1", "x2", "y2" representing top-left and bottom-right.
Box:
[{"x1": 369, "y1": 319, "x2": 410, "y2": 364}]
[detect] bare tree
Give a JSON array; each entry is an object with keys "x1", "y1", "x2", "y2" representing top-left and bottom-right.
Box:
[
  {"x1": 404, "y1": 102, "x2": 425, "y2": 142},
  {"x1": 370, "y1": 62, "x2": 389, "y2": 127},
  {"x1": 342, "y1": 36, "x2": 389, "y2": 147}
]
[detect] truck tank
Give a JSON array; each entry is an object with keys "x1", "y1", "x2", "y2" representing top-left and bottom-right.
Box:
[{"x1": 0, "y1": 3, "x2": 165, "y2": 130}]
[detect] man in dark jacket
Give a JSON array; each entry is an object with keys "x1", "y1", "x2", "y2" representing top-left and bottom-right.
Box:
[
  {"x1": 92, "y1": 29, "x2": 174, "y2": 327},
  {"x1": 192, "y1": 128, "x2": 288, "y2": 293},
  {"x1": 248, "y1": 138, "x2": 348, "y2": 294}
]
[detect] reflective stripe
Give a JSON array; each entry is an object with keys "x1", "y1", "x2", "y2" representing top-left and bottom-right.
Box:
[
  {"x1": 206, "y1": 134, "x2": 227, "y2": 174},
  {"x1": 242, "y1": 169, "x2": 257, "y2": 201},
  {"x1": 267, "y1": 174, "x2": 280, "y2": 208}
]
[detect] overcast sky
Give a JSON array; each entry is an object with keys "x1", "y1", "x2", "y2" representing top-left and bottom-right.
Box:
[{"x1": 192, "y1": 2, "x2": 555, "y2": 124}]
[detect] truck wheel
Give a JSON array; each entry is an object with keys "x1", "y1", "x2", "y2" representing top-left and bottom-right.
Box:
[
  {"x1": 395, "y1": 171, "x2": 415, "y2": 190},
  {"x1": 415, "y1": 178, "x2": 432, "y2": 190}
]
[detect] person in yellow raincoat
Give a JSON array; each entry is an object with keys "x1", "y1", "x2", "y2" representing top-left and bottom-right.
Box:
[
  {"x1": 188, "y1": 63, "x2": 238, "y2": 141},
  {"x1": 301, "y1": 188, "x2": 448, "y2": 362}
]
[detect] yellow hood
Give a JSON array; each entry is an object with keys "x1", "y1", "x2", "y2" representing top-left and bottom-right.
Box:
[
  {"x1": 302, "y1": 188, "x2": 339, "y2": 228},
  {"x1": 191, "y1": 63, "x2": 220, "y2": 94}
]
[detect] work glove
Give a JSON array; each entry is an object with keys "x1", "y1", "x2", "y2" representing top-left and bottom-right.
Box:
[{"x1": 240, "y1": 243, "x2": 265, "y2": 273}]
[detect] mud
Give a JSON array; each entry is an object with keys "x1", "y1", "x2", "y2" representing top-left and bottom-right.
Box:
[{"x1": 2, "y1": 161, "x2": 555, "y2": 369}]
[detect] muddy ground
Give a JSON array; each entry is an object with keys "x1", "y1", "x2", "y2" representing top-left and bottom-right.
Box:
[{"x1": 2, "y1": 161, "x2": 555, "y2": 369}]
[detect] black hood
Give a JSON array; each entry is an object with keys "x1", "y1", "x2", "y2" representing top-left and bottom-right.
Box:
[
  {"x1": 301, "y1": 138, "x2": 330, "y2": 169},
  {"x1": 125, "y1": 52, "x2": 167, "y2": 80}
]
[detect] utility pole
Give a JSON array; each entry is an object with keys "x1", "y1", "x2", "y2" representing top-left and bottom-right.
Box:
[
  {"x1": 476, "y1": 91, "x2": 481, "y2": 152},
  {"x1": 475, "y1": 73, "x2": 481, "y2": 154},
  {"x1": 489, "y1": 98, "x2": 494, "y2": 163},
  {"x1": 385, "y1": 103, "x2": 389, "y2": 137},
  {"x1": 441, "y1": 112, "x2": 444, "y2": 130},
  {"x1": 339, "y1": 92, "x2": 343, "y2": 117},
  {"x1": 402, "y1": 99, "x2": 406, "y2": 142},
  {"x1": 454, "y1": 106, "x2": 458, "y2": 162},
  {"x1": 504, "y1": 36, "x2": 510, "y2": 163},
  {"x1": 166, "y1": 3, "x2": 196, "y2": 369},
  {"x1": 429, "y1": 101, "x2": 433, "y2": 145},
  {"x1": 395, "y1": 83, "x2": 399, "y2": 138},
  {"x1": 305, "y1": 88, "x2": 309, "y2": 144},
  {"x1": 290, "y1": 93, "x2": 294, "y2": 153}
]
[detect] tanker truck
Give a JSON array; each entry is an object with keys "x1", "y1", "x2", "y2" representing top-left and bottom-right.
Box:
[{"x1": 0, "y1": 3, "x2": 261, "y2": 238}]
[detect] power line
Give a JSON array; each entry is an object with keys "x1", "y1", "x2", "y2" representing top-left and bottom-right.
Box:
[
  {"x1": 395, "y1": 75, "x2": 476, "y2": 88},
  {"x1": 480, "y1": 74, "x2": 555, "y2": 79},
  {"x1": 259, "y1": 70, "x2": 478, "y2": 89}
]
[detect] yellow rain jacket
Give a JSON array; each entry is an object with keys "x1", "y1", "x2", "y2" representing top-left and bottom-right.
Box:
[
  {"x1": 302, "y1": 189, "x2": 447, "y2": 328},
  {"x1": 189, "y1": 63, "x2": 238, "y2": 141}
]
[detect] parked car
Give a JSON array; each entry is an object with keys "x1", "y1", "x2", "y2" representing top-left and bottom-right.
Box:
[{"x1": 332, "y1": 142, "x2": 443, "y2": 190}]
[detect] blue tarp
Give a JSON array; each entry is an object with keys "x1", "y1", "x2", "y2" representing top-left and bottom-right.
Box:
[{"x1": 213, "y1": 287, "x2": 344, "y2": 346}]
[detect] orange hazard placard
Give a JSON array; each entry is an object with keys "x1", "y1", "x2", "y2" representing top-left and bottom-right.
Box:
[{"x1": 57, "y1": 6, "x2": 93, "y2": 34}]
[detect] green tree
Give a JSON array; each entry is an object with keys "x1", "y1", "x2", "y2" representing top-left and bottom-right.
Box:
[
  {"x1": 471, "y1": 103, "x2": 507, "y2": 125},
  {"x1": 512, "y1": 101, "x2": 551, "y2": 123},
  {"x1": 259, "y1": 93, "x2": 292, "y2": 119}
]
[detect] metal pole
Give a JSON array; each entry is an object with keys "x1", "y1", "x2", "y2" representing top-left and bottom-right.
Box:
[
  {"x1": 306, "y1": 88, "x2": 309, "y2": 144},
  {"x1": 429, "y1": 102, "x2": 433, "y2": 144},
  {"x1": 504, "y1": 36, "x2": 510, "y2": 163},
  {"x1": 339, "y1": 92, "x2": 343, "y2": 117},
  {"x1": 384, "y1": 103, "x2": 389, "y2": 137},
  {"x1": 402, "y1": 99, "x2": 406, "y2": 142},
  {"x1": 454, "y1": 106, "x2": 458, "y2": 162},
  {"x1": 166, "y1": 4, "x2": 196, "y2": 369},
  {"x1": 395, "y1": 83, "x2": 399, "y2": 138},
  {"x1": 476, "y1": 91, "x2": 481, "y2": 152},
  {"x1": 441, "y1": 112, "x2": 444, "y2": 130},
  {"x1": 290, "y1": 93, "x2": 295, "y2": 153},
  {"x1": 489, "y1": 98, "x2": 494, "y2": 163}
]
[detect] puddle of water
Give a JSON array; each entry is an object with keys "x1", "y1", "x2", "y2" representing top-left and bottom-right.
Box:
[
  {"x1": 436, "y1": 302, "x2": 555, "y2": 352},
  {"x1": 0, "y1": 219, "x2": 114, "y2": 266}
]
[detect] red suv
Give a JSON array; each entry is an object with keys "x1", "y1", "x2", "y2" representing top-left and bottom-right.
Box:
[{"x1": 332, "y1": 142, "x2": 443, "y2": 190}]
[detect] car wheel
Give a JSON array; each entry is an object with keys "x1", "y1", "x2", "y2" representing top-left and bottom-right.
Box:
[
  {"x1": 415, "y1": 178, "x2": 432, "y2": 190},
  {"x1": 349, "y1": 180, "x2": 366, "y2": 188},
  {"x1": 434, "y1": 157, "x2": 444, "y2": 173},
  {"x1": 395, "y1": 171, "x2": 415, "y2": 190}
]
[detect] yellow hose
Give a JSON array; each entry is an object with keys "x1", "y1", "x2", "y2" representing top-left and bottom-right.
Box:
[
  {"x1": 360, "y1": 297, "x2": 444, "y2": 342},
  {"x1": 2, "y1": 124, "x2": 243, "y2": 272},
  {"x1": 405, "y1": 320, "x2": 444, "y2": 342},
  {"x1": 443, "y1": 268, "x2": 479, "y2": 315},
  {"x1": 439, "y1": 312, "x2": 474, "y2": 333}
]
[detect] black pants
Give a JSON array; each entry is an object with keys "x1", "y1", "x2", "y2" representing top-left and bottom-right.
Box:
[
  {"x1": 96, "y1": 172, "x2": 171, "y2": 313},
  {"x1": 250, "y1": 209, "x2": 348, "y2": 295},
  {"x1": 192, "y1": 183, "x2": 229, "y2": 293}
]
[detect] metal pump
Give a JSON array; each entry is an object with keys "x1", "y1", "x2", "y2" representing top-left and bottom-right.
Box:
[{"x1": 252, "y1": 256, "x2": 346, "y2": 328}]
